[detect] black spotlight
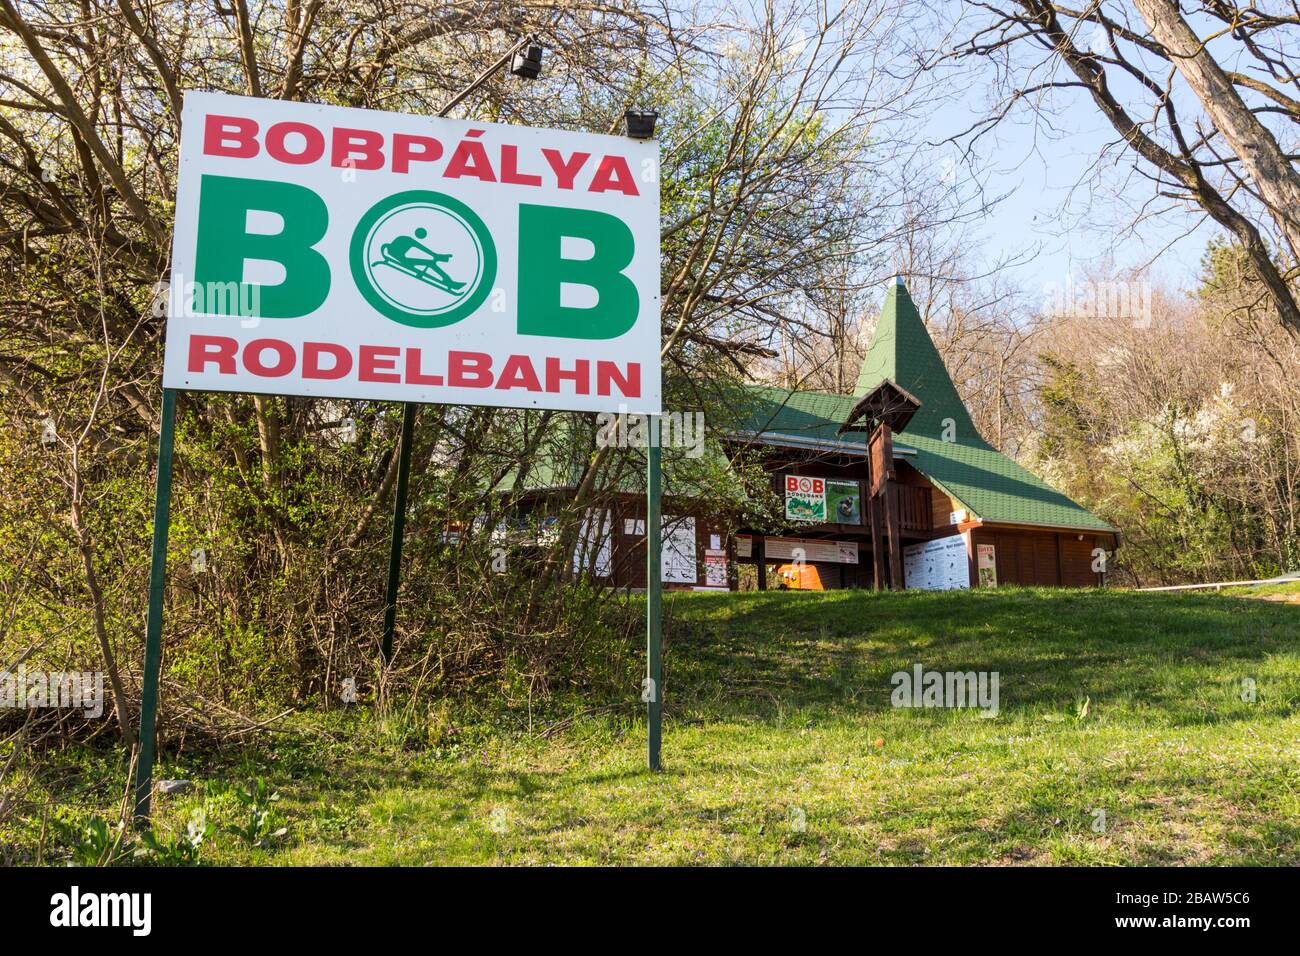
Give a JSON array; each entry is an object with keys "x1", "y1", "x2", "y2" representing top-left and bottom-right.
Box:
[
  {"x1": 510, "y1": 43, "x2": 544, "y2": 79},
  {"x1": 624, "y1": 109, "x2": 658, "y2": 140}
]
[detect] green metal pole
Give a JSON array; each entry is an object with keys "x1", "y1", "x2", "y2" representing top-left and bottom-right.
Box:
[
  {"x1": 381, "y1": 402, "x2": 417, "y2": 663},
  {"x1": 646, "y1": 415, "x2": 662, "y2": 771},
  {"x1": 134, "y1": 387, "x2": 178, "y2": 821}
]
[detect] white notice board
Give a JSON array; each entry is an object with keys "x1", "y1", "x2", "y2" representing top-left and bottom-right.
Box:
[
  {"x1": 903, "y1": 533, "x2": 970, "y2": 591},
  {"x1": 661, "y1": 516, "x2": 697, "y2": 584}
]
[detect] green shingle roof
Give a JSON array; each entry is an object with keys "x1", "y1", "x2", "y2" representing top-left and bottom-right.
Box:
[
  {"x1": 854, "y1": 280, "x2": 979, "y2": 439},
  {"x1": 738, "y1": 280, "x2": 1114, "y2": 533},
  {"x1": 899, "y1": 432, "x2": 1113, "y2": 531},
  {"x1": 726, "y1": 384, "x2": 860, "y2": 448}
]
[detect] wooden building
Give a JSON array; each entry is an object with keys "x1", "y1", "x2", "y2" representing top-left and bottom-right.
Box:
[
  {"x1": 510, "y1": 279, "x2": 1117, "y2": 592},
  {"x1": 724, "y1": 279, "x2": 1119, "y2": 591}
]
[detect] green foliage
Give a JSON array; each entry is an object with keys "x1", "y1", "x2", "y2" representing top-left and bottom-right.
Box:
[
  {"x1": 55, "y1": 815, "x2": 129, "y2": 867},
  {"x1": 223, "y1": 778, "x2": 288, "y2": 848},
  {"x1": 1040, "y1": 384, "x2": 1288, "y2": 583},
  {"x1": 134, "y1": 811, "x2": 214, "y2": 865},
  {"x1": 1036, "y1": 355, "x2": 1093, "y2": 462},
  {"x1": 1030, "y1": 240, "x2": 1300, "y2": 585},
  {"x1": 1074, "y1": 695, "x2": 1091, "y2": 722}
]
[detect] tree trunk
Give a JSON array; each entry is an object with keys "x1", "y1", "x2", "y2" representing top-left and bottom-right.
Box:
[{"x1": 1132, "y1": 0, "x2": 1300, "y2": 260}]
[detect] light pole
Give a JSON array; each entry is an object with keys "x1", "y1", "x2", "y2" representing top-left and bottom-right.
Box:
[{"x1": 380, "y1": 35, "x2": 545, "y2": 665}]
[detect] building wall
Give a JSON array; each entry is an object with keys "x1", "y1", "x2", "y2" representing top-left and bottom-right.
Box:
[
  {"x1": 731, "y1": 446, "x2": 878, "y2": 590},
  {"x1": 603, "y1": 519, "x2": 1112, "y2": 591},
  {"x1": 892, "y1": 461, "x2": 966, "y2": 530},
  {"x1": 928, "y1": 485, "x2": 964, "y2": 528},
  {"x1": 968, "y1": 526, "x2": 1112, "y2": 588},
  {"x1": 1059, "y1": 534, "x2": 1105, "y2": 587},
  {"x1": 560, "y1": 446, "x2": 1116, "y2": 592},
  {"x1": 601, "y1": 497, "x2": 732, "y2": 591}
]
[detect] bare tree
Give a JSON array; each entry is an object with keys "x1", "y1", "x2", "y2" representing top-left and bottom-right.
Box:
[{"x1": 941, "y1": 0, "x2": 1300, "y2": 335}]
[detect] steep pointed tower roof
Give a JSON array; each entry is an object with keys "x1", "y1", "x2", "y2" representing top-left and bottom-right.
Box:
[
  {"x1": 854, "y1": 277, "x2": 979, "y2": 443},
  {"x1": 848, "y1": 278, "x2": 1114, "y2": 532}
]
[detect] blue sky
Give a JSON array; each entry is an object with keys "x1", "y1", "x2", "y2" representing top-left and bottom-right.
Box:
[
  {"x1": 921, "y1": 82, "x2": 1216, "y2": 298},
  {"x1": 890, "y1": 3, "x2": 1253, "y2": 302}
]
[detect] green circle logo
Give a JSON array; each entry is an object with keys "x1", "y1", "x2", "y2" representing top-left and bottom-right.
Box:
[{"x1": 350, "y1": 190, "x2": 496, "y2": 328}]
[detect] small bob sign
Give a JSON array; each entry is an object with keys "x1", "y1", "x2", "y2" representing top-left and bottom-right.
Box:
[{"x1": 163, "y1": 92, "x2": 661, "y2": 414}]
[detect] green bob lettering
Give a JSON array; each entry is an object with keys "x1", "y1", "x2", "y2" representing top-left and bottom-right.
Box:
[
  {"x1": 191, "y1": 178, "x2": 640, "y2": 337},
  {"x1": 194, "y1": 175, "x2": 330, "y2": 318},
  {"x1": 517, "y1": 204, "x2": 639, "y2": 340}
]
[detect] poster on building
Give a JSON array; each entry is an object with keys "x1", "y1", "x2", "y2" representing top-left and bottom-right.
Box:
[
  {"x1": 704, "y1": 551, "x2": 728, "y2": 587},
  {"x1": 163, "y1": 92, "x2": 661, "y2": 414},
  {"x1": 572, "y1": 509, "x2": 612, "y2": 577},
  {"x1": 661, "y1": 515, "x2": 697, "y2": 584},
  {"x1": 537, "y1": 515, "x2": 559, "y2": 546},
  {"x1": 784, "y1": 475, "x2": 826, "y2": 522},
  {"x1": 977, "y1": 543, "x2": 997, "y2": 587},
  {"x1": 903, "y1": 534, "x2": 970, "y2": 591},
  {"x1": 825, "y1": 479, "x2": 862, "y2": 525}
]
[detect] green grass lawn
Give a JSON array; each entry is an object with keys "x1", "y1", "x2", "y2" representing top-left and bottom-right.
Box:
[
  {"x1": 1224, "y1": 579, "x2": 1300, "y2": 599},
  {"x1": 13, "y1": 587, "x2": 1300, "y2": 865}
]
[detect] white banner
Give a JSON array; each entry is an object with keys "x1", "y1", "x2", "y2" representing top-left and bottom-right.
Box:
[
  {"x1": 163, "y1": 92, "x2": 661, "y2": 413},
  {"x1": 736, "y1": 535, "x2": 859, "y2": 564}
]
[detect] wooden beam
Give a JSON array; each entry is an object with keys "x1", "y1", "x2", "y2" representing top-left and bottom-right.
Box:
[
  {"x1": 869, "y1": 495, "x2": 884, "y2": 590},
  {"x1": 755, "y1": 535, "x2": 767, "y2": 591},
  {"x1": 885, "y1": 483, "x2": 904, "y2": 590},
  {"x1": 864, "y1": 438, "x2": 882, "y2": 591}
]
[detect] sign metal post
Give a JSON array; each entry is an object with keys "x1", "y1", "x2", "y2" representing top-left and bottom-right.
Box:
[
  {"x1": 133, "y1": 387, "x2": 178, "y2": 819},
  {"x1": 380, "y1": 403, "x2": 417, "y2": 663},
  {"x1": 646, "y1": 415, "x2": 662, "y2": 771}
]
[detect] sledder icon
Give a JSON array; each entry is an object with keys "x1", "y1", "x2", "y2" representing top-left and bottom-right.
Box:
[{"x1": 372, "y1": 226, "x2": 466, "y2": 294}]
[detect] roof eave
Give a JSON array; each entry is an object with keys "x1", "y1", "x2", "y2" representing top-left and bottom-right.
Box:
[
  {"x1": 725, "y1": 429, "x2": 917, "y2": 457},
  {"x1": 973, "y1": 516, "x2": 1119, "y2": 535}
]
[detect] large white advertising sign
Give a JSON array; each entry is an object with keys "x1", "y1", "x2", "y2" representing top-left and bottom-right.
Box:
[
  {"x1": 163, "y1": 92, "x2": 661, "y2": 413},
  {"x1": 734, "y1": 535, "x2": 858, "y2": 564}
]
